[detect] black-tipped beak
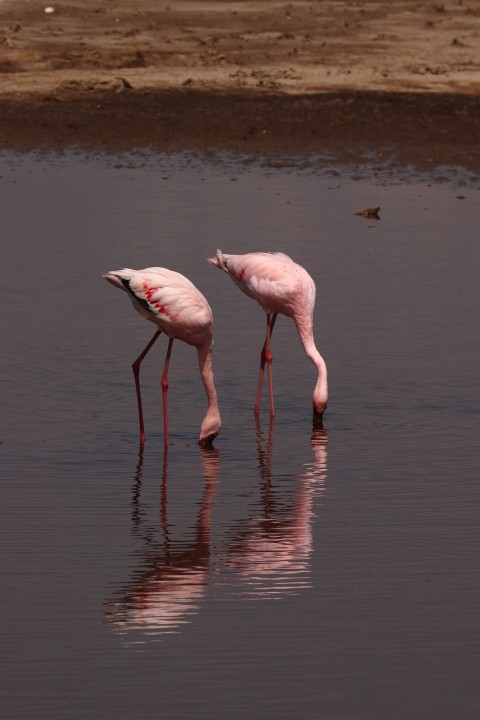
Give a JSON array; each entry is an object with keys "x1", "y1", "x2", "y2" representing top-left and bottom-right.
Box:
[
  {"x1": 312, "y1": 409, "x2": 324, "y2": 429},
  {"x1": 198, "y1": 432, "x2": 218, "y2": 449}
]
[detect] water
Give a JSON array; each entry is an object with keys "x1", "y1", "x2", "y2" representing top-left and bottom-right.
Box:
[{"x1": 1, "y1": 152, "x2": 479, "y2": 719}]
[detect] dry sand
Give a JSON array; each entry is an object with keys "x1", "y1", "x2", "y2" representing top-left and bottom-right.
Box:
[{"x1": 1, "y1": 0, "x2": 479, "y2": 168}]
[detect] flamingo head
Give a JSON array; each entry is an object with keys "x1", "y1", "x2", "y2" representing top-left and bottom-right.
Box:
[
  {"x1": 198, "y1": 409, "x2": 221, "y2": 449},
  {"x1": 312, "y1": 398, "x2": 327, "y2": 429},
  {"x1": 207, "y1": 249, "x2": 229, "y2": 273},
  {"x1": 312, "y1": 407, "x2": 325, "y2": 429},
  {"x1": 198, "y1": 432, "x2": 219, "y2": 449}
]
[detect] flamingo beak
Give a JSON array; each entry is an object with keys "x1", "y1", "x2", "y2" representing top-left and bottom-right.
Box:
[
  {"x1": 198, "y1": 432, "x2": 218, "y2": 449},
  {"x1": 312, "y1": 409, "x2": 324, "y2": 429}
]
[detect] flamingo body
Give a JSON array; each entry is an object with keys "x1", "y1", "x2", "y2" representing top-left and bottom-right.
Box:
[
  {"x1": 210, "y1": 251, "x2": 315, "y2": 317},
  {"x1": 104, "y1": 267, "x2": 221, "y2": 446},
  {"x1": 208, "y1": 250, "x2": 327, "y2": 420},
  {"x1": 104, "y1": 267, "x2": 212, "y2": 345}
]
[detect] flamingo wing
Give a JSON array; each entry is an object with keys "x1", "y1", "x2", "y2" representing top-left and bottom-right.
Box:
[
  {"x1": 222, "y1": 252, "x2": 305, "y2": 314},
  {"x1": 125, "y1": 269, "x2": 184, "y2": 320}
]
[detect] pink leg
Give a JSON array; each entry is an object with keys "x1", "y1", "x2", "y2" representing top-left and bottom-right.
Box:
[
  {"x1": 132, "y1": 330, "x2": 162, "y2": 443},
  {"x1": 254, "y1": 313, "x2": 277, "y2": 416},
  {"x1": 161, "y1": 337, "x2": 174, "y2": 448},
  {"x1": 160, "y1": 445, "x2": 168, "y2": 532}
]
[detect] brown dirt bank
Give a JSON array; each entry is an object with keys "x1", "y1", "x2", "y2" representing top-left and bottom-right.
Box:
[
  {"x1": 1, "y1": 0, "x2": 480, "y2": 169},
  {"x1": 1, "y1": 89, "x2": 479, "y2": 172}
]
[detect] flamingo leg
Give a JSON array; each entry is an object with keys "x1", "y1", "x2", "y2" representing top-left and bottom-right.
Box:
[
  {"x1": 161, "y1": 337, "x2": 174, "y2": 448},
  {"x1": 160, "y1": 445, "x2": 168, "y2": 533},
  {"x1": 132, "y1": 330, "x2": 162, "y2": 443},
  {"x1": 254, "y1": 313, "x2": 277, "y2": 416}
]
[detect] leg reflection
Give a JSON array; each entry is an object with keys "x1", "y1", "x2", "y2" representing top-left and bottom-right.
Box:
[{"x1": 131, "y1": 441, "x2": 145, "y2": 533}]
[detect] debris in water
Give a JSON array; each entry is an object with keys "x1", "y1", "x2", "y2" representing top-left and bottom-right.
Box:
[{"x1": 354, "y1": 206, "x2": 381, "y2": 219}]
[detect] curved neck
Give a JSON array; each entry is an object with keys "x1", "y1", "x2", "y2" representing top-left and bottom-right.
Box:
[
  {"x1": 197, "y1": 343, "x2": 218, "y2": 407},
  {"x1": 294, "y1": 318, "x2": 328, "y2": 414},
  {"x1": 196, "y1": 343, "x2": 221, "y2": 439}
]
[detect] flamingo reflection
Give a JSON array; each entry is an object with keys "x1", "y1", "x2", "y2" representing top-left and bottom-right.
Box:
[
  {"x1": 105, "y1": 422, "x2": 327, "y2": 642},
  {"x1": 222, "y1": 418, "x2": 328, "y2": 599},
  {"x1": 104, "y1": 446, "x2": 219, "y2": 638}
]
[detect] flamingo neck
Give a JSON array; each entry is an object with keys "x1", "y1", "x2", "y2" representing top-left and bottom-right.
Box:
[
  {"x1": 294, "y1": 319, "x2": 328, "y2": 416},
  {"x1": 197, "y1": 343, "x2": 221, "y2": 444}
]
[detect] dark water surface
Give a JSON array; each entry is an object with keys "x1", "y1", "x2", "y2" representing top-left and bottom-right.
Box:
[{"x1": 1, "y1": 153, "x2": 479, "y2": 720}]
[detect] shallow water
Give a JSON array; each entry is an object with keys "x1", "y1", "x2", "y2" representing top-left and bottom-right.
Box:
[{"x1": 1, "y1": 152, "x2": 479, "y2": 720}]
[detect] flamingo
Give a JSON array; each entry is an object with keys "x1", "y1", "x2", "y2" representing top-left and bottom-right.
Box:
[
  {"x1": 103, "y1": 267, "x2": 221, "y2": 448},
  {"x1": 208, "y1": 250, "x2": 327, "y2": 422}
]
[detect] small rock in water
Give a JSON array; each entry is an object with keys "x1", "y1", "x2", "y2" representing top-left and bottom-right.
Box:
[{"x1": 354, "y1": 206, "x2": 381, "y2": 219}]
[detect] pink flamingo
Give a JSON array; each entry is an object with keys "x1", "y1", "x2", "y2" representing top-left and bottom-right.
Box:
[
  {"x1": 208, "y1": 250, "x2": 327, "y2": 422},
  {"x1": 103, "y1": 267, "x2": 221, "y2": 447}
]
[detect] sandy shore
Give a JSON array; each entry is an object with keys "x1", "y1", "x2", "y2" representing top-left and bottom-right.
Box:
[{"x1": 1, "y1": 0, "x2": 479, "y2": 168}]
